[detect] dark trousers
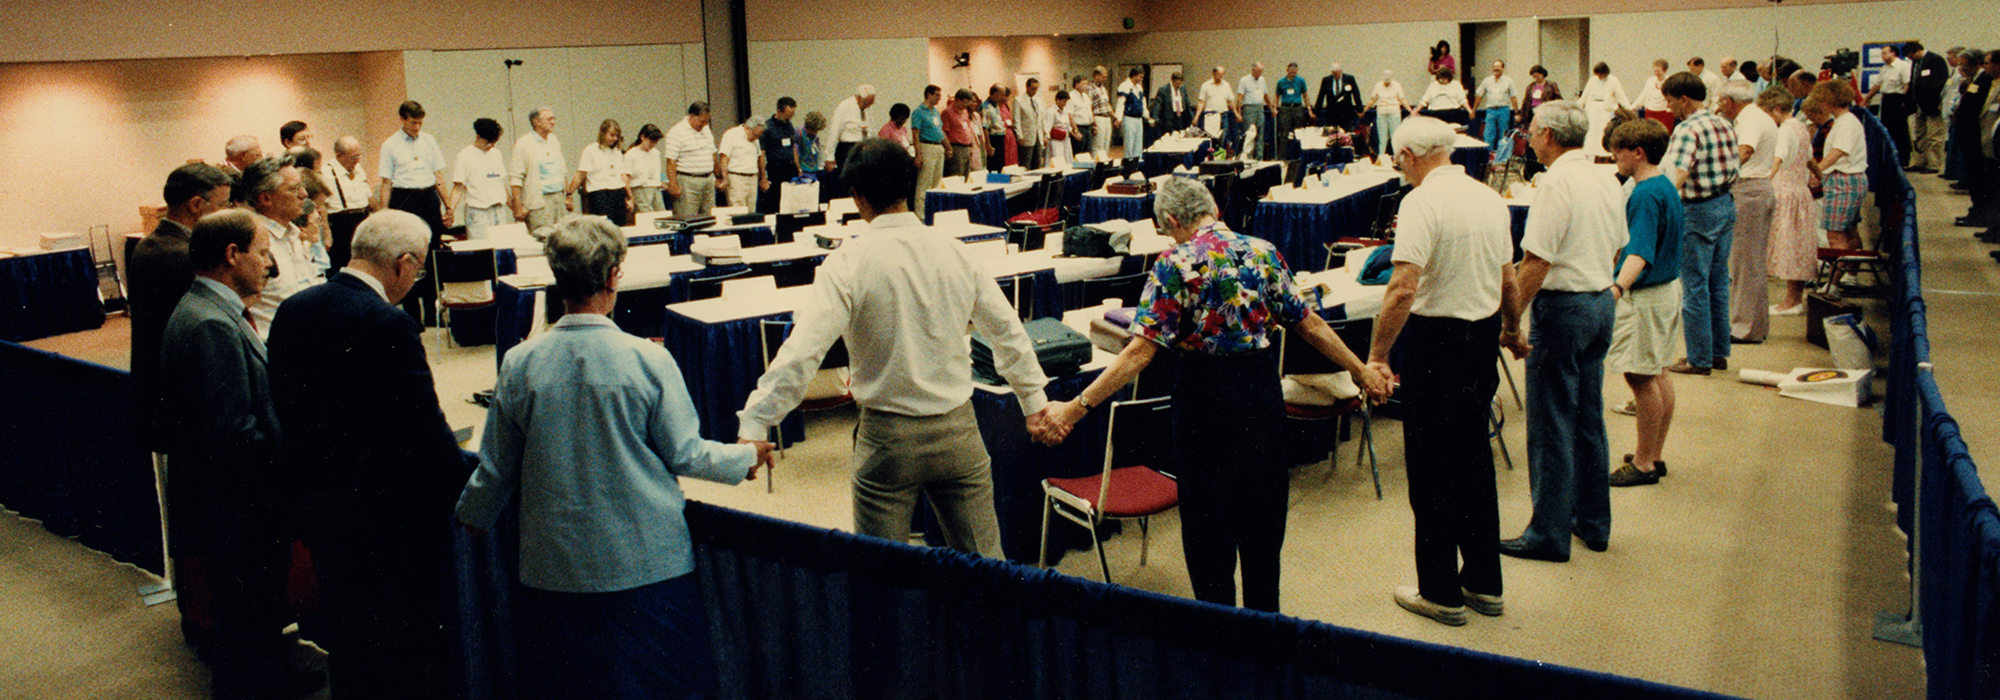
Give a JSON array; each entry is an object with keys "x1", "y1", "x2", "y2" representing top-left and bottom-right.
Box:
[
  {"x1": 1521, "y1": 290, "x2": 1615, "y2": 554},
  {"x1": 833, "y1": 141, "x2": 858, "y2": 197},
  {"x1": 759, "y1": 161, "x2": 799, "y2": 214},
  {"x1": 1071, "y1": 124, "x2": 1095, "y2": 158},
  {"x1": 1017, "y1": 142, "x2": 1043, "y2": 171},
  {"x1": 945, "y1": 144, "x2": 974, "y2": 178},
  {"x1": 1321, "y1": 107, "x2": 1358, "y2": 131},
  {"x1": 519, "y1": 573, "x2": 715, "y2": 700},
  {"x1": 304, "y1": 517, "x2": 456, "y2": 700},
  {"x1": 389, "y1": 187, "x2": 444, "y2": 325},
  {"x1": 1399, "y1": 313, "x2": 1504, "y2": 607},
  {"x1": 1277, "y1": 104, "x2": 1308, "y2": 142},
  {"x1": 987, "y1": 135, "x2": 1008, "y2": 171},
  {"x1": 1881, "y1": 95, "x2": 1912, "y2": 167},
  {"x1": 1173, "y1": 348, "x2": 1288, "y2": 612},
  {"x1": 586, "y1": 188, "x2": 629, "y2": 226},
  {"x1": 205, "y1": 526, "x2": 292, "y2": 700},
  {"x1": 326, "y1": 209, "x2": 366, "y2": 273}
]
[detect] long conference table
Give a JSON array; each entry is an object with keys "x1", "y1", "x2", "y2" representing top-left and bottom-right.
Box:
[
  {"x1": 0, "y1": 248, "x2": 104, "y2": 342},
  {"x1": 923, "y1": 167, "x2": 1094, "y2": 227}
]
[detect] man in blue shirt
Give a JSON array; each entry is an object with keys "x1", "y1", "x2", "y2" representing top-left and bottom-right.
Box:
[
  {"x1": 457, "y1": 214, "x2": 770, "y2": 699},
  {"x1": 911, "y1": 85, "x2": 948, "y2": 217},
  {"x1": 1605, "y1": 115, "x2": 1685, "y2": 487},
  {"x1": 1276, "y1": 62, "x2": 1312, "y2": 151}
]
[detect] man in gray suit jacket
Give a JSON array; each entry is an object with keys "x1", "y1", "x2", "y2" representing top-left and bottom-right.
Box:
[
  {"x1": 130, "y1": 163, "x2": 233, "y2": 457},
  {"x1": 161, "y1": 209, "x2": 302, "y2": 700},
  {"x1": 1154, "y1": 73, "x2": 1196, "y2": 134}
]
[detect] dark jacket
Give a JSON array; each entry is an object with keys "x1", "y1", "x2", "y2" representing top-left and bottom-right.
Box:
[
  {"x1": 128, "y1": 218, "x2": 194, "y2": 453},
  {"x1": 1910, "y1": 52, "x2": 1950, "y2": 116},
  {"x1": 1316, "y1": 73, "x2": 1364, "y2": 120},
  {"x1": 161, "y1": 278, "x2": 283, "y2": 556},
  {"x1": 1154, "y1": 84, "x2": 1195, "y2": 132}
]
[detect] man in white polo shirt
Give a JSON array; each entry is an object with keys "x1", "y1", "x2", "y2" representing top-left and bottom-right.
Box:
[
  {"x1": 1236, "y1": 62, "x2": 1273, "y2": 159},
  {"x1": 717, "y1": 115, "x2": 767, "y2": 210},
  {"x1": 1198, "y1": 66, "x2": 1236, "y2": 138},
  {"x1": 661, "y1": 102, "x2": 720, "y2": 219},
  {"x1": 827, "y1": 85, "x2": 876, "y2": 170},
  {"x1": 450, "y1": 118, "x2": 509, "y2": 240},
  {"x1": 1718, "y1": 80, "x2": 1778, "y2": 343},
  {"x1": 508, "y1": 106, "x2": 572, "y2": 235},
  {"x1": 1499, "y1": 102, "x2": 1626, "y2": 565},
  {"x1": 1367, "y1": 116, "x2": 1521, "y2": 626},
  {"x1": 371, "y1": 100, "x2": 452, "y2": 249}
]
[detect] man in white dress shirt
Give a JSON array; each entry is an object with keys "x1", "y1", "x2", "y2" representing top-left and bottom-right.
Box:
[
  {"x1": 736, "y1": 139, "x2": 1059, "y2": 557},
  {"x1": 1199, "y1": 66, "x2": 1237, "y2": 139},
  {"x1": 1497, "y1": 102, "x2": 1626, "y2": 565},
  {"x1": 1717, "y1": 80, "x2": 1778, "y2": 343},
  {"x1": 508, "y1": 106, "x2": 572, "y2": 235},
  {"x1": 827, "y1": 84, "x2": 876, "y2": 170},
  {"x1": 451, "y1": 118, "x2": 510, "y2": 240},
  {"x1": 241, "y1": 158, "x2": 324, "y2": 337},
  {"x1": 323, "y1": 136, "x2": 373, "y2": 271},
  {"x1": 1689, "y1": 57, "x2": 1724, "y2": 111},
  {"x1": 1867, "y1": 44, "x2": 1915, "y2": 169},
  {"x1": 661, "y1": 102, "x2": 721, "y2": 219},
  {"x1": 717, "y1": 116, "x2": 767, "y2": 210},
  {"x1": 1475, "y1": 61, "x2": 1519, "y2": 156}
]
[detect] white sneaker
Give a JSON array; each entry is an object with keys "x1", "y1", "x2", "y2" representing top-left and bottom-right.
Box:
[
  {"x1": 1770, "y1": 303, "x2": 1804, "y2": 317},
  {"x1": 1460, "y1": 587, "x2": 1505, "y2": 617},
  {"x1": 1395, "y1": 585, "x2": 1467, "y2": 626},
  {"x1": 1611, "y1": 400, "x2": 1637, "y2": 416}
]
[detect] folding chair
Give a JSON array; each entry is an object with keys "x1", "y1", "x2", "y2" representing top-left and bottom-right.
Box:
[
  {"x1": 995, "y1": 272, "x2": 1037, "y2": 320},
  {"x1": 1276, "y1": 320, "x2": 1380, "y2": 498},
  {"x1": 1038, "y1": 396, "x2": 1179, "y2": 581},
  {"x1": 756, "y1": 319, "x2": 854, "y2": 492},
  {"x1": 1079, "y1": 271, "x2": 1149, "y2": 308},
  {"x1": 1489, "y1": 397, "x2": 1514, "y2": 470},
  {"x1": 1814, "y1": 247, "x2": 1891, "y2": 297},
  {"x1": 432, "y1": 245, "x2": 498, "y2": 350}
]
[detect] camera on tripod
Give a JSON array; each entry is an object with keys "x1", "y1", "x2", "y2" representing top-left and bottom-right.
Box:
[{"x1": 1823, "y1": 48, "x2": 1860, "y2": 76}]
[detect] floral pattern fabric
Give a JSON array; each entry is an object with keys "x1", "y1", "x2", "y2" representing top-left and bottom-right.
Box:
[{"x1": 1131, "y1": 223, "x2": 1309, "y2": 356}]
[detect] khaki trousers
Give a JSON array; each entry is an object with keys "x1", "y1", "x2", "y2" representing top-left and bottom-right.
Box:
[{"x1": 851, "y1": 402, "x2": 1001, "y2": 557}]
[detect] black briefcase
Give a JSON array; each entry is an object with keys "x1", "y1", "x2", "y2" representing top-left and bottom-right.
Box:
[{"x1": 970, "y1": 318, "x2": 1093, "y2": 385}]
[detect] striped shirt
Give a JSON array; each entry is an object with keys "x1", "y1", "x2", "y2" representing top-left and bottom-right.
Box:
[
  {"x1": 660, "y1": 118, "x2": 717, "y2": 176},
  {"x1": 1662, "y1": 108, "x2": 1740, "y2": 201}
]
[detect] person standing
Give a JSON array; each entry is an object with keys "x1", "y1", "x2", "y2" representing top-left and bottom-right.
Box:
[
  {"x1": 1604, "y1": 116, "x2": 1686, "y2": 488},
  {"x1": 279, "y1": 121, "x2": 311, "y2": 150},
  {"x1": 910, "y1": 88, "x2": 947, "y2": 214},
  {"x1": 1154, "y1": 72, "x2": 1194, "y2": 134},
  {"x1": 1368, "y1": 117, "x2": 1521, "y2": 626},
  {"x1": 1475, "y1": 61, "x2": 1520, "y2": 155},
  {"x1": 1366, "y1": 70, "x2": 1408, "y2": 159},
  {"x1": 1275, "y1": 62, "x2": 1312, "y2": 148},
  {"x1": 1867, "y1": 44, "x2": 1915, "y2": 169},
  {"x1": 736, "y1": 140, "x2": 1059, "y2": 558},
  {"x1": 981, "y1": 86, "x2": 1011, "y2": 172},
  {"x1": 1088, "y1": 67, "x2": 1115, "y2": 161},
  {"x1": 1069, "y1": 77, "x2": 1099, "y2": 160},
  {"x1": 371, "y1": 101, "x2": 453, "y2": 250},
  {"x1": 1659, "y1": 72, "x2": 1741, "y2": 376},
  {"x1": 718, "y1": 115, "x2": 767, "y2": 209},
  {"x1": 456, "y1": 214, "x2": 765, "y2": 700},
  {"x1": 450, "y1": 118, "x2": 510, "y2": 240},
  {"x1": 1718, "y1": 80, "x2": 1779, "y2": 343},
  {"x1": 131, "y1": 164, "x2": 233, "y2": 461},
  {"x1": 1951, "y1": 50, "x2": 1994, "y2": 224},
  {"x1": 1015, "y1": 78, "x2": 1047, "y2": 170},
  {"x1": 827, "y1": 84, "x2": 877, "y2": 170},
  {"x1": 241, "y1": 158, "x2": 323, "y2": 335},
  {"x1": 1237, "y1": 62, "x2": 1274, "y2": 159},
  {"x1": 944, "y1": 89, "x2": 982, "y2": 177},
  {"x1": 267, "y1": 210, "x2": 474, "y2": 700},
  {"x1": 627, "y1": 123, "x2": 666, "y2": 215},
  {"x1": 160, "y1": 209, "x2": 295, "y2": 699},
  {"x1": 1764, "y1": 87, "x2": 1824, "y2": 316},
  {"x1": 508, "y1": 106, "x2": 573, "y2": 235},
  {"x1": 573, "y1": 119, "x2": 632, "y2": 225},
  {"x1": 323, "y1": 137, "x2": 373, "y2": 272},
  {"x1": 760, "y1": 98, "x2": 802, "y2": 214},
  {"x1": 1498, "y1": 102, "x2": 1625, "y2": 564},
  {"x1": 1521, "y1": 66, "x2": 1564, "y2": 128},
  {"x1": 1637, "y1": 60, "x2": 1676, "y2": 132},
  {"x1": 223, "y1": 135, "x2": 262, "y2": 176},
  {"x1": 1048, "y1": 90, "x2": 1078, "y2": 169},
  {"x1": 1315, "y1": 63, "x2": 1363, "y2": 131},
  {"x1": 1039, "y1": 176, "x2": 1388, "y2": 612},
  {"x1": 1804, "y1": 83, "x2": 1872, "y2": 252},
  {"x1": 1415, "y1": 69, "x2": 1471, "y2": 126},
  {"x1": 1907, "y1": 42, "x2": 1951, "y2": 173},
  {"x1": 1581, "y1": 62, "x2": 1635, "y2": 158},
  {"x1": 1198, "y1": 67, "x2": 1236, "y2": 138},
  {"x1": 661, "y1": 102, "x2": 720, "y2": 219},
  {"x1": 1118, "y1": 68, "x2": 1153, "y2": 159}
]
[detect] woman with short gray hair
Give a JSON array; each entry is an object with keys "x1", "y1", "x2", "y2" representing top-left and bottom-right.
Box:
[{"x1": 1041, "y1": 175, "x2": 1388, "y2": 612}]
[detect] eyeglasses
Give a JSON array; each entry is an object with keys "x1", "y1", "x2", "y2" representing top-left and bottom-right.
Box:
[{"x1": 403, "y1": 253, "x2": 429, "y2": 282}]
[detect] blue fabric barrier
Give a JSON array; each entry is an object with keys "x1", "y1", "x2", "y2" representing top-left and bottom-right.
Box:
[
  {"x1": 0, "y1": 249, "x2": 105, "y2": 342},
  {"x1": 0, "y1": 341, "x2": 161, "y2": 575},
  {"x1": 925, "y1": 188, "x2": 1008, "y2": 227}
]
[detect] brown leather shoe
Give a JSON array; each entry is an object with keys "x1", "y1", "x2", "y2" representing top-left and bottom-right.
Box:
[{"x1": 1665, "y1": 359, "x2": 1710, "y2": 375}]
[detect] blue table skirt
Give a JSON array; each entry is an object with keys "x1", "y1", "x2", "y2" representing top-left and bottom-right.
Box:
[
  {"x1": 0, "y1": 249, "x2": 104, "y2": 342},
  {"x1": 1454, "y1": 144, "x2": 1492, "y2": 181},
  {"x1": 1059, "y1": 170, "x2": 1091, "y2": 212},
  {"x1": 1142, "y1": 140, "x2": 1210, "y2": 178},
  {"x1": 493, "y1": 264, "x2": 746, "y2": 371},
  {"x1": 660, "y1": 308, "x2": 805, "y2": 446},
  {"x1": 1080, "y1": 193, "x2": 1153, "y2": 225},
  {"x1": 925, "y1": 188, "x2": 1008, "y2": 226},
  {"x1": 628, "y1": 231, "x2": 690, "y2": 254},
  {"x1": 961, "y1": 369, "x2": 1112, "y2": 564},
  {"x1": 1250, "y1": 179, "x2": 1398, "y2": 273}
]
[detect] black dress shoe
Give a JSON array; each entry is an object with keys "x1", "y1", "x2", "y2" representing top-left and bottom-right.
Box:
[
  {"x1": 1499, "y1": 536, "x2": 1570, "y2": 562},
  {"x1": 1572, "y1": 530, "x2": 1609, "y2": 552}
]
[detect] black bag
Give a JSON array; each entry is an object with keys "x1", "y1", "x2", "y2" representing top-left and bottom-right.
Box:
[
  {"x1": 971, "y1": 318, "x2": 1092, "y2": 385},
  {"x1": 1063, "y1": 225, "x2": 1116, "y2": 258}
]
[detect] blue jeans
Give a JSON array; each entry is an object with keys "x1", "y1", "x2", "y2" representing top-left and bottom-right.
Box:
[
  {"x1": 1484, "y1": 107, "x2": 1513, "y2": 160},
  {"x1": 1123, "y1": 116, "x2": 1146, "y2": 160},
  {"x1": 1680, "y1": 195, "x2": 1736, "y2": 368},
  {"x1": 1521, "y1": 290, "x2": 1615, "y2": 554},
  {"x1": 1242, "y1": 104, "x2": 1267, "y2": 159}
]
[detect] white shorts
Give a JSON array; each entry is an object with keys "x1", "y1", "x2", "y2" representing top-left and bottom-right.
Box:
[{"x1": 1609, "y1": 279, "x2": 1683, "y2": 376}]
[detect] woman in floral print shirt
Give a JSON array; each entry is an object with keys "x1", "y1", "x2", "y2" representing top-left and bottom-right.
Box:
[{"x1": 1040, "y1": 176, "x2": 1388, "y2": 612}]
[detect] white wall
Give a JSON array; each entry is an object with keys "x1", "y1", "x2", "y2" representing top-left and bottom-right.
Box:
[
  {"x1": 1109, "y1": 21, "x2": 1459, "y2": 103},
  {"x1": 1588, "y1": 0, "x2": 1991, "y2": 87},
  {"x1": 1540, "y1": 19, "x2": 1588, "y2": 95},
  {"x1": 746, "y1": 38, "x2": 929, "y2": 131}
]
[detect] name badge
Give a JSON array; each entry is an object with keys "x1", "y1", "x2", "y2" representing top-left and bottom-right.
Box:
[
  {"x1": 1531, "y1": 87, "x2": 1543, "y2": 98},
  {"x1": 781, "y1": 138, "x2": 792, "y2": 146}
]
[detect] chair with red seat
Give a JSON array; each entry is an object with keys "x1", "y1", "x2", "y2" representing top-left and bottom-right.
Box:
[{"x1": 1037, "y1": 395, "x2": 1178, "y2": 582}]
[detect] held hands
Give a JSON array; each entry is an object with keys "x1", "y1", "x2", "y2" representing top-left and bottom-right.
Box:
[
  {"x1": 1027, "y1": 403, "x2": 1081, "y2": 446},
  {"x1": 738, "y1": 439, "x2": 775, "y2": 480},
  {"x1": 1355, "y1": 363, "x2": 1394, "y2": 405},
  {"x1": 1499, "y1": 328, "x2": 1532, "y2": 360},
  {"x1": 760, "y1": 179, "x2": 771, "y2": 192}
]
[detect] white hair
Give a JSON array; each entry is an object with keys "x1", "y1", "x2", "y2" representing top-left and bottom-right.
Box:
[
  {"x1": 1152, "y1": 175, "x2": 1219, "y2": 229},
  {"x1": 546, "y1": 215, "x2": 629, "y2": 303},
  {"x1": 1720, "y1": 79, "x2": 1758, "y2": 104},
  {"x1": 1391, "y1": 117, "x2": 1459, "y2": 158},
  {"x1": 1534, "y1": 102, "x2": 1590, "y2": 148},
  {"x1": 1331, "y1": 62, "x2": 1343, "y2": 72},
  {"x1": 225, "y1": 135, "x2": 260, "y2": 158},
  {"x1": 856, "y1": 84, "x2": 876, "y2": 98},
  {"x1": 350, "y1": 210, "x2": 431, "y2": 267},
  {"x1": 333, "y1": 135, "x2": 361, "y2": 155}
]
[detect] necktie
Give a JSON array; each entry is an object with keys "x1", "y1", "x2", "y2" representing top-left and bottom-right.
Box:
[{"x1": 243, "y1": 308, "x2": 257, "y2": 334}]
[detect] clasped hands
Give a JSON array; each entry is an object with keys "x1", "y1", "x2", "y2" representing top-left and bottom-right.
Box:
[
  {"x1": 1027, "y1": 404, "x2": 1081, "y2": 447},
  {"x1": 736, "y1": 439, "x2": 776, "y2": 480}
]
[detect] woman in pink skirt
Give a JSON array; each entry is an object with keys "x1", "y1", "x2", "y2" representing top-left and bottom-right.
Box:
[{"x1": 1761, "y1": 86, "x2": 1821, "y2": 315}]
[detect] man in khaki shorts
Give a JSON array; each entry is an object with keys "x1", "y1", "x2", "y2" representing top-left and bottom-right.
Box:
[{"x1": 1606, "y1": 116, "x2": 1685, "y2": 487}]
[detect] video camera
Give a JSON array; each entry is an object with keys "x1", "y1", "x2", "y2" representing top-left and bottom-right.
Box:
[{"x1": 1823, "y1": 48, "x2": 1860, "y2": 76}]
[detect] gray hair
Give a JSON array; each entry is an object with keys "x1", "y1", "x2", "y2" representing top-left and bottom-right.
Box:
[
  {"x1": 1534, "y1": 102, "x2": 1590, "y2": 149},
  {"x1": 1391, "y1": 116, "x2": 1460, "y2": 158},
  {"x1": 856, "y1": 84, "x2": 876, "y2": 98},
  {"x1": 530, "y1": 106, "x2": 554, "y2": 125},
  {"x1": 546, "y1": 214, "x2": 628, "y2": 303},
  {"x1": 1720, "y1": 79, "x2": 1758, "y2": 104},
  {"x1": 351, "y1": 210, "x2": 431, "y2": 267},
  {"x1": 225, "y1": 135, "x2": 260, "y2": 159},
  {"x1": 1152, "y1": 176, "x2": 1219, "y2": 229},
  {"x1": 745, "y1": 115, "x2": 768, "y2": 130},
  {"x1": 333, "y1": 135, "x2": 361, "y2": 156}
]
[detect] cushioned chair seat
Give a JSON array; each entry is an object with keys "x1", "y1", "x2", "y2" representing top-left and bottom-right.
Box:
[
  {"x1": 1284, "y1": 397, "x2": 1360, "y2": 419},
  {"x1": 1046, "y1": 467, "x2": 1178, "y2": 518}
]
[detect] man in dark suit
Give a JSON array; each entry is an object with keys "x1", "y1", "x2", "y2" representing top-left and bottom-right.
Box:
[
  {"x1": 1153, "y1": 72, "x2": 1196, "y2": 134},
  {"x1": 267, "y1": 209, "x2": 475, "y2": 700},
  {"x1": 161, "y1": 209, "x2": 299, "y2": 700},
  {"x1": 1316, "y1": 63, "x2": 1364, "y2": 130}
]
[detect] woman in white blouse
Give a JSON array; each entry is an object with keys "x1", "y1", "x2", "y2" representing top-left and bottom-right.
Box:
[
  {"x1": 1414, "y1": 68, "x2": 1470, "y2": 127},
  {"x1": 1579, "y1": 62, "x2": 1633, "y2": 158},
  {"x1": 626, "y1": 123, "x2": 665, "y2": 216},
  {"x1": 1803, "y1": 82, "x2": 1869, "y2": 252},
  {"x1": 1365, "y1": 70, "x2": 1408, "y2": 158},
  {"x1": 1633, "y1": 59, "x2": 1676, "y2": 131},
  {"x1": 573, "y1": 119, "x2": 633, "y2": 225},
  {"x1": 1048, "y1": 90, "x2": 1078, "y2": 169}
]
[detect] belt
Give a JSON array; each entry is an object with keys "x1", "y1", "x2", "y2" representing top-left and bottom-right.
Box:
[
  {"x1": 950, "y1": 142, "x2": 973, "y2": 148},
  {"x1": 391, "y1": 186, "x2": 434, "y2": 193},
  {"x1": 678, "y1": 172, "x2": 712, "y2": 178},
  {"x1": 919, "y1": 139, "x2": 945, "y2": 145},
  {"x1": 728, "y1": 171, "x2": 758, "y2": 176},
  {"x1": 1683, "y1": 188, "x2": 1731, "y2": 204}
]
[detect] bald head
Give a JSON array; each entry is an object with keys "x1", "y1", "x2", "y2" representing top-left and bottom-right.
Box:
[{"x1": 224, "y1": 135, "x2": 262, "y2": 171}]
